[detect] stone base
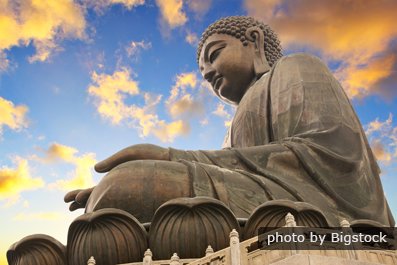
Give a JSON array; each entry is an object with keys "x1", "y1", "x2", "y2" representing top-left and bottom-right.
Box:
[{"x1": 271, "y1": 254, "x2": 384, "y2": 265}]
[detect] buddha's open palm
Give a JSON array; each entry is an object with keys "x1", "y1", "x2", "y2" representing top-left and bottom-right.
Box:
[{"x1": 64, "y1": 144, "x2": 169, "y2": 211}]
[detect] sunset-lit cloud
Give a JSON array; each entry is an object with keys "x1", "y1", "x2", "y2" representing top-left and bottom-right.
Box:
[
  {"x1": 371, "y1": 139, "x2": 392, "y2": 164},
  {"x1": 83, "y1": 0, "x2": 144, "y2": 11},
  {"x1": 88, "y1": 69, "x2": 190, "y2": 142},
  {"x1": 168, "y1": 72, "x2": 197, "y2": 102},
  {"x1": 0, "y1": 0, "x2": 86, "y2": 66},
  {"x1": 13, "y1": 211, "x2": 66, "y2": 221},
  {"x1": 185, "y1": 31, "x2": 199, "y2": 46},
  {"x1": 88, "y1": 68, "x2": 140, "y2": 124},
  {"x1": 126, "y1": 40, "x2": 152, "y2": 59},
  {"x1": 0, "y1": 96, "x2": 29, "y2": 137},
  {"x1": 109, "y1": 0, "x2": 144, "y2": 9},
  {"x1": 186, "y1": 0, "x2": 212, "y2": 17},
  {"x1": 245, "y1": 0, "x2": 397, "y2": 98},
  {"x1": 156, "y1": 0, "x2": 187, "y2": 28},
  {"x1": 0, "y1": 158, "x2": 44, "y2": 201},
  {"x1": 168, "y1": 94, "x2": 203, "y2": 118},
  {"x1": 212, "y1": 103, "x2": 233, "y2": 127},
  {"x1": 166, "y1": 72, "x2": 205, "y2": 119},
  {"x1": 39, "y1": 143, "x2": 96, "y2": 191},
  {"x1": 365, "y1": 113, "x2": 397, "y2": 164},
  {"x1": 0, "y1": 50, "x2": 10, "y2": 72}
]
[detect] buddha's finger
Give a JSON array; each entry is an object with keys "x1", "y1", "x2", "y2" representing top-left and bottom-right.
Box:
[
  {"x1": 75, "y1": 187, "x2": 95, "y2": 204},
  {"x1": 69, "y1": 201, "x2": 84, "y2": 211},
  {"x1": 64, "y1": 189, "x2": 82, "y2": 203},
  {"x1": 94, "y1": 146, "x2": 139, "y2": 173}
]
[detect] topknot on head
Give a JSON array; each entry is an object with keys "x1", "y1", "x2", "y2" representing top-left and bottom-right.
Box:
[{"x1": 197, "y1": 16, "x2": 283, "y2": 67}]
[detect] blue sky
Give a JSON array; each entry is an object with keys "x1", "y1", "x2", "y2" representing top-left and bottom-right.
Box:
[{"x1": 1, "y1": 1, "x2": 397, "y2": 264}]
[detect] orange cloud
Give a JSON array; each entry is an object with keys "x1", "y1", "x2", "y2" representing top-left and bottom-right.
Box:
[
  {"x1": 166, "y1": 72, "x2": 206, "y2": 120},
  {"x1": 168, "y1": 72, "x2": 197, "y2": 102},
  {"x1": 185, "y1": 31, "x2": 199, "y2": 46},
  {"x1": 365, "y1": 113, "x2": 397, "y2": 165},
  {"x1": 88, "y1": 68, "x2": 140, "y2": 124},
  {"x1": 110, "y1": 0, "x2": 145, "y2": 9},
  {"x1": 186, "y1": 0, "x2": 211, "y2": 17},
  {"x1": 371, "y1": 139, "x2": 392, "y2": 164},
  {"x1": 0, "y1": 0, "x2": 86, "y2": 67},
  {"x1": 0, "y1": 96, "x2": 29, "y2": 137},
  {"x1": 156, "y1": 0, "x2": 187, "y2": 28},
  {"x1": 0, "y1": 50, "x2": 9, "y2": 71},
  {"x1": 88, "y1": 69, "x2": 190, "y2": 142},
  {"x1": 40, "y1": 143, "x2": 96, "y2": 191},
  {"x1": 13, "y1": 211, "x2": 66, "y2": 221},
  {"x1": 126, "y1": 40, "x2": 152, "y2": 58},
  {"x1": 168, "y1": 94, "x2": 203, "y2": 118},
  {"x1": 84, "y1": 0, "x2": 145, "y2": 13},
  {"x1": 212, "y1": 103, "x2": 234, "y2": 127},
  {"x1": 245, "y1": 0, "x2": 397, "y2": 98},
  {"x1": 0, "y1": 158, "x2": 44, "y2": 201}
]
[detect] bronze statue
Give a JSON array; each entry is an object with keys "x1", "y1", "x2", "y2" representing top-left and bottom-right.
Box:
[
  {"x1": 65, "y1": 16, "x2": 394, "y2": 227},
  {"x1": 8, "y1": 16, "x2": 395, "y2": 265}
]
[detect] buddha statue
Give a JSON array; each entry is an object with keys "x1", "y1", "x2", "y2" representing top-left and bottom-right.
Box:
[
  {"x1": 65, "y1": 16, "x2": 393, "y2": 227},
  {"x1": 8, "y1": 16, "x2": 395, "y2": 265}
]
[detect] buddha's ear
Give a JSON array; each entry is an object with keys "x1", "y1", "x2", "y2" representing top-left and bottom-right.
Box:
[{"x1": 245, "y1": 26, "x2": 271, "y2": 77}]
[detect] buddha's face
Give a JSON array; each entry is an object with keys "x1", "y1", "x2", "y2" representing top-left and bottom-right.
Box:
[{"x1": 199, "y1": 34, "x2": 257, "y2": 105}]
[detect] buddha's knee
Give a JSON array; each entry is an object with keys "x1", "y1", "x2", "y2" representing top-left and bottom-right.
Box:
[{"x1": 85, "y1": 160, "x2": 191, "y2": 223}]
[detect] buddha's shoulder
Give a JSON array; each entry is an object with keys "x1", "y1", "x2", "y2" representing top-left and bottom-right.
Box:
[{"x1": 274, "y1": 53, "x2": 328, "y2": 71}]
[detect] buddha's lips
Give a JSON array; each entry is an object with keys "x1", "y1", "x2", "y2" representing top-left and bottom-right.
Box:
[{"x1": 212, "y1": 75, "x2": 222, "y2": 90}]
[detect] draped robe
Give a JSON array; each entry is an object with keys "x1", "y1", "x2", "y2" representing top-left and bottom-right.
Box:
[{"x1": 169, "y1": 53, "x2": 394, "y2": 226}]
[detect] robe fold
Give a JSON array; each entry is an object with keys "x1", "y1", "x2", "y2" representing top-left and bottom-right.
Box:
[{"x1": 170, "y1": 53, "x2": 394, "y2": 226}]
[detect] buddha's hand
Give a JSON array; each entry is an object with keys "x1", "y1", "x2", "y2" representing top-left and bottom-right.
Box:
[
  {"x1": 94, "y1": 144, "x2": 170, "y2": 173},
  {"x1": 64, "y1": 186, "x2": 95, "y2": 211}
]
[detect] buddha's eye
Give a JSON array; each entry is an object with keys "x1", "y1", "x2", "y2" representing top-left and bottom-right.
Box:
[{"x1": 209, "y1": 46, "x2": 224, "y2": 63}]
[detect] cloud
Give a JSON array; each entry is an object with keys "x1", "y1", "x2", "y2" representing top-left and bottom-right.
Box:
[
  {"x1": 44, "y1": 143, "x2": 78, "y2": 162},
  {"x1": 371, "y1": 139, "x2": 392, "y2": 164},
  {"x1": 185, "y1": 31, "x2": 199, "y2": 46},
  {"x1": 0, "y1": 96, "x2": 29, "y2": 137},
  {"x1": 365, "y1": 113, "x2": 397, "y2": 164},
  {"x1": 83, "y1": 0, "x2": 145, "y2": 12},
  {"x1": 126, "y1": 40, "x2": 152, "y2": 59},
  {"x1": 166, "y1": 72, "x2": 205, "y2": 119},
  {"x1": 88, "y1": 69, "x2": 190, "y2": 142},
  {"x1": 13, "y1": 211, "x2": 66, "y2": 221},
  {"x1": 39, "y1": 143, "x2": 96, "y2": 190},
  {"x1": 155, "y1": 0, "x2": 187, "y2": 28},
  {"x1": 0, "y1": 0, "x2": 86, "y2": 67},
  {"x1": 0, "y1": 50, "x2": 10, "y2": 72},
  {"x1": 109, "y1": 0, "x2": 145, "y2": 9},
  {"x1": 168, "y1": 72, "x2": 197, "y2": 102},
  {"x1": 245, "y1": 0, "x2": 397, "y2": 98},
  {"x1": 168, "y1": 94, "x2": 203, "y2": 118},
  {"x1": 0, "y1": 158, "x2": 44, "y2": 201},
  {"x1": 186, "y1": 0, "x2": 211, "y2": 17},
  {"x1": 88, "y1": 68, "x2": 140, "y2": 124},
  {"x1": 212, "y1": 103, "x2": 233, "y2": 127}
]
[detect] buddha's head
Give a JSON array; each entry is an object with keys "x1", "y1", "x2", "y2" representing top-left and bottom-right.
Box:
[{"x1": 197, "y1": 16, "x2": 282, "y2": 105}]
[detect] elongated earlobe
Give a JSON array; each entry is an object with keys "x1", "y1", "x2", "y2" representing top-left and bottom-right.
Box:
[{"x1": 245, "y1": 26, "x2": 271, "y2": 77}]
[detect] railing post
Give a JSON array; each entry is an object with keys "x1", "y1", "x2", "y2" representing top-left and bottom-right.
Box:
[
  {"x1": 170, "y1": 253, "x2": 181, "y2": 265},
  {"x1": 205, "y1": 245, "x2": 214, "y2": 257},
  {"x1": 143, "y1": 249, "x2": 153, "y2": 265},
  {"x1": 87, "y1": 256, "x2": 96, "y2": 265},
  {"x1": 284, "y1": 212, "x2": 297, "y2": 227},
  {"x1": 230, "y1": 229, "x2": 240, "y2": 265}
]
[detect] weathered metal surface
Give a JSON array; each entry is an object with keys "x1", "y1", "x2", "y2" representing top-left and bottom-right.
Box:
[
  {"x1": 67, "y1": 208, "x2": 148, "y2": 265},
  {"x1": 149, "y1": 197, "x2": 240, "y2": 259},
  {"x1": 7, "y1": 234, "x2": 66, "y2": 265}
]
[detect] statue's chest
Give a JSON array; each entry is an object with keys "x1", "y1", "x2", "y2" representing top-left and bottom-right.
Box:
[{"x1": 229, "y1": 78, "x2": 271, "y2": 148}]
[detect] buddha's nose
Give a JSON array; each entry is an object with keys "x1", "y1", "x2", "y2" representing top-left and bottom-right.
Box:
[{"x1": 203, "y1": 66, "x2": 216, "y2": 83}]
